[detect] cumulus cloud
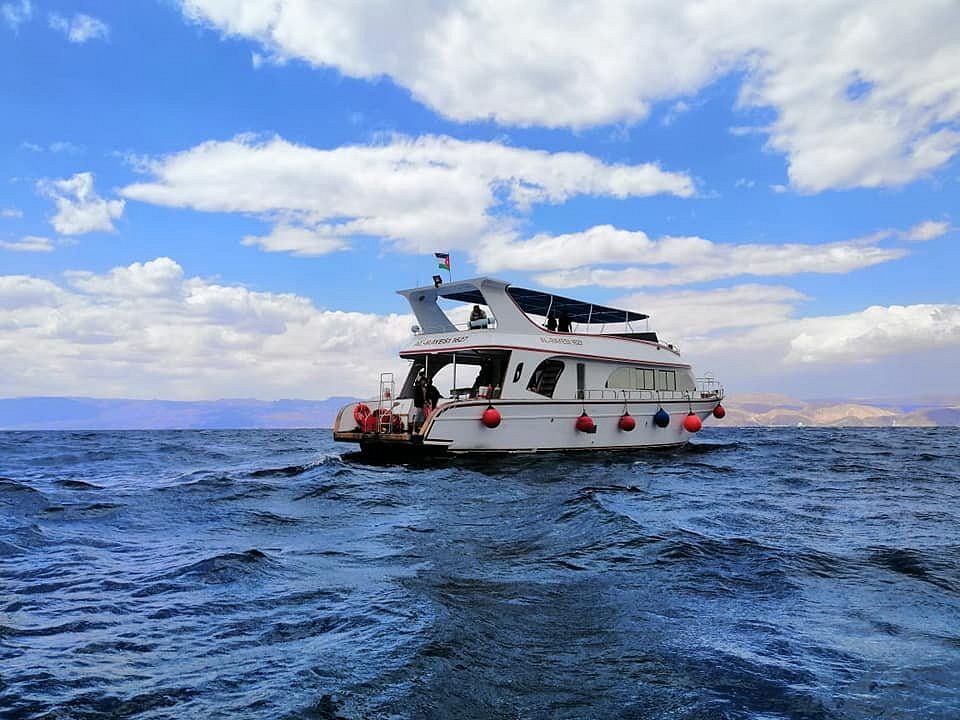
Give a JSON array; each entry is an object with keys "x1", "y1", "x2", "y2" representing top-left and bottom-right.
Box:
[
  {"x1": 475, "y1": 224, "x2": 906, "y2": 288},
  {"x1": 0, "y1": 275, "x2": 65, "y2": 310},
  {"x1": 48, "y1": 12, "x2": 109, "y2": 43},
  {"x1": 902, "y1": 219, "x2": 951, "y2": 242},
  {"x1": 0, "y1": 257, "x2": 415, "y2": 399},
  {"x1": 4, "y1": 257, "x2": 959, "y2": 401},
  {"x1": 38, "y1": 172, "x2": 125, "y2": 235},
  {"x1": 0, "y1": 235, "x2": 55, "y2": 252},
  {"x1": 607, "y1": 284, "x2": 960, "y2": 398},
  {"x1": 613, "y1": 284, "x2": 808, "y2": 339},
  {"x1": 121, "y1": 134, "x2": 693, "y2": 253},
  {"x1": 785, "y1": 305, "x2": 960, "y2": 364},
  {"x1": 175, "y1": 0, "x2": 960, "y2": 192},
  {"x1": 1, "y1": 0, "x2": 30, "y2": 30},
  {"x1": 65, "y1": 257, "x2": 186, "y2": 297}
]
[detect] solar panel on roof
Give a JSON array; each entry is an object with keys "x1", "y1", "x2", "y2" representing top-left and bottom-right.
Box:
[
  {"x1": 433, "y1": 281, "x2": 648, "y2": 323},
  {"x1": 506, "y1": 287, "x2": 648, "y2": 323}
]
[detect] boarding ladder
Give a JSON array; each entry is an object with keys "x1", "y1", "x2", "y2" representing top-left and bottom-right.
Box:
[{"x1": 377, "y1": 372, "x2": 397, "y2": 433}]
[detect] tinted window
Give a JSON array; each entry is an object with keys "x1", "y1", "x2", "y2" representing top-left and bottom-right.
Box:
[{"x1": 527, "y1": 359, "x2": 565, "y2": 397}]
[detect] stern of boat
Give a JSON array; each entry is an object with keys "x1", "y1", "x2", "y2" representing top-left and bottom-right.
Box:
[{"x1": 332, "y1": 372, "x2": 452, "y2": 459}]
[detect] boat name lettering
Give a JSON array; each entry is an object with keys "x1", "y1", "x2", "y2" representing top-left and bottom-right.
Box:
[
  {"x1": 414, "y1": 335, "x2": 471, "y2": 346},
  {"x1": 540, "y1": 337, "x2": 583, "y2": 346}
]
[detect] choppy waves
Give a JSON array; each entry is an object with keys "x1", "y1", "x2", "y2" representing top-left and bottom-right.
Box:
[{"x1": 1, "y1": 427, "x2": 959, "y2": 719}]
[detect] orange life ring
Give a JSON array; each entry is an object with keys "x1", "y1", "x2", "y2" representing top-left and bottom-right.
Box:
[{"x1": 353, "y1": 403, "x2": 371, "y2": 425}]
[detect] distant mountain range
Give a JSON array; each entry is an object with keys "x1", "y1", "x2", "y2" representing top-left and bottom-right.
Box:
[
  {"x1": 719, "y1": 393, "x2": 960, "y2": 427},
  {"x1": 0, "y1": 394, "x2": 958, "y2": 430},
  {"x1": 0, "y1": 397, "x2": 354, "y2": 430}
]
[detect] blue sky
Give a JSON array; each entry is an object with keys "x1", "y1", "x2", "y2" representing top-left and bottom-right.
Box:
[{"x1": 1, "y1": 1, "x2": 958, "y2": 401}]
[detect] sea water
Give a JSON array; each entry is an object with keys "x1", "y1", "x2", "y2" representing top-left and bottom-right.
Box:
[{"x1": 1, "y1": 427, "x2": 958, "y2": 719}]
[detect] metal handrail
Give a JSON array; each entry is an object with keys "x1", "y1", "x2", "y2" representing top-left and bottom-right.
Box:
[{"x1": 577, "y1": 387, "x2": 720, "y2": 402}]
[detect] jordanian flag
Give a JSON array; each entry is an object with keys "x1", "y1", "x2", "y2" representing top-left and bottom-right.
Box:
[{"x1": 435, "y1": 252, "x2": 450, "y2": 271}]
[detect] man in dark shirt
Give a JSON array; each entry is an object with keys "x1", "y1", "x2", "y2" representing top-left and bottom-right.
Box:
[
  {"x1": 412, "y1": 371, "x2": 426, "y2": 432},
  {"x1": 427, "y1": 381, "x2": 441, "y2": 408}
]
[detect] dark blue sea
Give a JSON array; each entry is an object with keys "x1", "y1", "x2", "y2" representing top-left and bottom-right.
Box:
[{"x1": 1, "y1": 428, "x2": 958, "y2": 720}]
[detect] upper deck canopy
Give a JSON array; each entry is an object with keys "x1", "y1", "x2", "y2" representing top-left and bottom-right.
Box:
[
  {"x1": 440, "y1": 284, "x2": 648, "y2": 324},
  {"x1": 398, "y1": 276, "x2": 648, "y2": 334}
]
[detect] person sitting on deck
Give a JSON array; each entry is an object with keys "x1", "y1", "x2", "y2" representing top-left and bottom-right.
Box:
[
  {"x1": 546, "y1": 311, "x2": 557, "y2": 331},
  {"x1": 469, "y1": 305, "x2": 489, "y2": 328},
  {"x1": 471, "y1": 364, "x2": 492, "y2": 398},
  {"x1": 557, "y1": 311, "x2": 571, "y2": 332}
]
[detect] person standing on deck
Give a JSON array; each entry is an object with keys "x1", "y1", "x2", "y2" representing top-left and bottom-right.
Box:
[
  {"x1": 412, "y1": 370, "x2": 427, "y2": 432},
  {"x1": 425, "y1": 381, "x2": 441, "y2": 420}
]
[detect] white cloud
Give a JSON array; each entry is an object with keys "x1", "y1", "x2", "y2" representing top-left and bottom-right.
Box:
[
  {"x1": 785, "y1": 305, "x2": 960, "y2": 364},
  {"x1": 474, "y1": 224, "x2": 906, "y2": 287},
  {"x1": 48, "y1": 141, "x2": 82, "y2": 154},
  {"x1": 614, "y1": 284, "x2": 808, "y2": 339},
  {"x1": 902, "y1": 219, "x2": 951, "y2": 242},
  {"x1": 4, "y1": 258, "x2": 959, "y2": 401},
  {"x1": 65, "y1": 257, "x2": 186, "y2": 298},
  {"x1": 121, "y1": 134, "x2": 693, "y2": 254},
  {"x1": 0, "y1": 257, "x2": 415, "y2": 399},
  {"x1": 241, "y1": 224, "x2": 350, "y2": 256},
  {"x1": 605, "y1": 285, "x2": 960, "y2": 398},
  {"x1": 38, "y1": 172, "x2": 125, "y2": 235},
  {"x1": 1, "y1": 0, "x2": 31, "y2": 30},
  {"x1": 0, "y1": 275, "x2": 65, "y2": 310},
  {"x1": 22, "y1": 141, "x2": 84, "y2": 154},
  {"x1": 176, "y1": 0, "x2": 960, "y2": 192},
  {"x1": 0, "y1": 235, "x2": 54, "y2": 252},
  {"x1": 48, "y1": 12, "x2": 109, "y2": 43},
  {"x1": 1, "y1": 208, "x2": 24, "y2": 218}
]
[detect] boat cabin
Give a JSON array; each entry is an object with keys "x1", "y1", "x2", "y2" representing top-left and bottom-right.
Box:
[{"x1": 390, "y1": 277, "x2": 702, "y2": 409}]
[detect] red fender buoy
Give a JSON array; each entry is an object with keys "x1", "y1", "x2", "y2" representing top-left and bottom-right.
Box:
[
  {"x1": 576, "y1": 412, "x2": 597, "y2": 433},
  {"x1": 362, "y1": 413, "x2": 379, "y2": 433},
  {"x1": 618, "y1": 413, "x2": 636, "y2": 432},
  {"x1": 683, "y1": 412, "x2": 702, "y2": 433},
  {"x1": 712, "y1": 404, "x2": 726, "y2": 419},
  {"x1": 353, "y1": 402, "x2": 371, "y2": 426},
  {"x1": 481, "y1": 406, "x2": 501, "y2": 428}
]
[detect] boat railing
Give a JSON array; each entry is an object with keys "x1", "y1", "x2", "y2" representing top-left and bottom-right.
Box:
[
  {"x1": 452, "y1": 317, "x2": 498, "y2": 331},
  {"x1": 695, "y1": 373, "x2": 724, "y2": 398},
  {"x1": 579, "y1": 388, "x2": 710, "y2": 402}
]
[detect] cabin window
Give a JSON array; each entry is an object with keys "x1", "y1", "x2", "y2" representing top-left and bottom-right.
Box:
[
  {"x1": 576, "y1": 363, "x2": 586, "y2": 399},
  {"x1": 605, "y1": 367, "x2": 655, "y2": 390},
  {"x1": 527, "y1": 359, "x2": 565, "y2": 397},
  {"x1": 657, "y1": 369, "x2": 677, "y2": 391},
  {"x1": 512, "y1": 362, "x2": 524, "y2": 383}
]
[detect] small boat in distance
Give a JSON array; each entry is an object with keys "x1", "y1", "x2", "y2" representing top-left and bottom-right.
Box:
[{"x1": 333, "y1": 277, "x2": 724, "y2": 458}]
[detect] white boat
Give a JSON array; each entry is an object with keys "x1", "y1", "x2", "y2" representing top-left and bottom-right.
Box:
[{"x1": 333, "y1": 277, "x2": 725, "y2": 458}]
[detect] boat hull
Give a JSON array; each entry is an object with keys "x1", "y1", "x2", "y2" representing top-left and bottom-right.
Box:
[{"x1": 333, "y1": 398, "x2": 720, "y2": 458}]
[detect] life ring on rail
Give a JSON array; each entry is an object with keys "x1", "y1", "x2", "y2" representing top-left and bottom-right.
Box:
[{"x1": 353, "y1": 403, "x2": 372, "y2": 426}]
